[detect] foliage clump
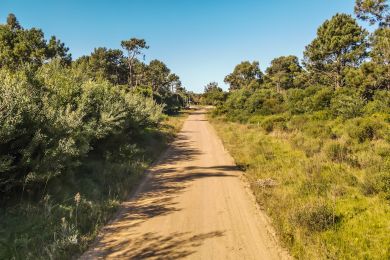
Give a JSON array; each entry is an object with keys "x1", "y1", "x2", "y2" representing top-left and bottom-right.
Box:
[
  {"x1": 207, "y1": 2, "x2": 390, "y2": 259},
  {"x1": 0, "y1": 14, "x2": 190, "y2": 259}
]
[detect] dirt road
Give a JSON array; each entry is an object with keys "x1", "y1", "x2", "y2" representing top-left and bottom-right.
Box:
[{"x1": 81, "y1": 109, "x2": 288, "y2": 259}]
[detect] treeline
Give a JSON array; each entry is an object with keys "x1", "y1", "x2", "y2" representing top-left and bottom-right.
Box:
[
  {"x1": 206, "y1": 1, "x2": 390, "y2": 258},
  {"x1": 0, "y1": 14, "x2": 188, "y2": 258},
  {"x1": 0, "y1": 13, "x2": 191, "y2": 200},
  {"x1": 206, "y1": 4, "x2": 389, "y2": 124}
]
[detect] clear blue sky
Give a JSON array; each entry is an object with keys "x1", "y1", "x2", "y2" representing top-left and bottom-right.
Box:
[{"x1": 1, "y1": 0, "x2": 359, "y2": 92}]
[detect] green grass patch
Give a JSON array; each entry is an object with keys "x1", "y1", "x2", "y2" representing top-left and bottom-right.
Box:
[{"x1": 210, "y1": 115, "x2": 390, "y2": 259}]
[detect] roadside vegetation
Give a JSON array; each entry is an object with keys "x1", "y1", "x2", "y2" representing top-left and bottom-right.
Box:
[
  {"x1": 0, "y1": 14, "x2": 190, "y2": 259},
  {"x1": 207, "y1": 0, "x2": 390, "y2": 259}
]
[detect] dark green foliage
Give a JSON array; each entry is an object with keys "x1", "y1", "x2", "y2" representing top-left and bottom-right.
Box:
[
  {"x1": 0, "y1": 61, "x2": 163, "y2": 200},
  {"x1": 6, "y1": 13, "x2": 21, "y2": 30},
  {"x1": 259, "y1": 114, "x2": 287, "y2": 133},
  {"x1": 286, "y1": 86, "x2": 333, "y2": 114},
  {"x1": 74, "y1": 50, "x2": 190, "y2": 113},
  {"x1": 74, "y1": 47, "x2": 128, "y2": 85},
  {"x1": 371, "y1": 27, "x2": 390, "y2": 65},
  {"x1": 0, "y1": 14, "x2": 71, "y2": 69},
  {"x1": 245, "y1": 89, "x2": 284, "y2": 115},
  {"x1": 347, "y1": 117, "x2": 385, "y2": 142},
  {"x1": 355, "y1": 0, "x2": 390, "y2": 27},
  {"x1": 265, "y1": 55, "x2": 303, "y2": 91},
  {"x1": 364, "y1": 90, "x2": 390, "y2": 114},
  {"x1": 0, "y1": 14, "x2": 189, "y2": 259},
  {"x1": 330, "y1": 88, "x2": 365, "y2": 119},
  {"x1": 202, "y1": 82, "x2": 226, "y2": 106},
  {"x1": 121, "y1": 38, "x2": 149, "y2": 87},
  {"x1": 224, "y1": 61, "x2": 263, "y2": 91},
  {"x1": 218, "y1": 88, "x2": 252, "y2": 121},
  {"x1": 209, "y1": 5, "x2": 390, "y2": 259},
  {"x1": 304, "y1": 13, "x2": 368, "y2": 89}
]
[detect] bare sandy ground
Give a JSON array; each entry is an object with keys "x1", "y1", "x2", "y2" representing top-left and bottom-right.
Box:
[{"x1": 81, "y1": 109, "x2": 289, "y2": 259}]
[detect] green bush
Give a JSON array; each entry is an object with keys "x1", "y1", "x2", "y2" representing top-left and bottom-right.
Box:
[
  {"x1": 223, "y1": 88, "x2": 252, "y2": 121},
  {"x1": 285, "y1": 86, "x2": 329, "y2": 114},
  {"x1": 364, "y1": 90, "x2": 390, "y2": 115},
  {"x1": 305, "y1": 87, "x2": 333, "y2": 112},
  {"x1": 0, "y1": 61, "x2": 163, "y2": 200},
  {"x1": 330, "y1": 89, "x2": 365, "y2": 119},
  {"x1": 247, "y1": 114, "x2": 265, "y2": 124},
  {"x1": 245, "y1": 89, "x2": 285, "y2": 115},
  {"x1": 347, "y1": 117, "x2": 384, "y2": 143},
  {"x1": 260, "y1": 114, "x2": 287, "y2": 133},
  {"x1": 286, "y1": 88, "x2": 307, "y2": 114},
  {"x1": 293, "y1": 201, "x2": 337, "y2": 232},
  {"x1": 361, "y1": 172, "x2": 389, "y2": 196}
]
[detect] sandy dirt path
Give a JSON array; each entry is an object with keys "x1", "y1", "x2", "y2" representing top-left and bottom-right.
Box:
[{"x1": 81, "y1": 109, "x2": 288, "y2": 260}]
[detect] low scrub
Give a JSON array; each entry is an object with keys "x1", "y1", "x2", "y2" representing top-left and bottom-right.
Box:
[
  {"x1": 210, "y1": 116, "x2": 390, "y2": 259},
  {"x1": 293, "y1": 201, "x2": 338, "y2": 232}
]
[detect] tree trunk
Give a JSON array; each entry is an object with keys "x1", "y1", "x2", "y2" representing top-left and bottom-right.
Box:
[{"x1": 129, "y1": 61, "x2": 133, "y2": 87}]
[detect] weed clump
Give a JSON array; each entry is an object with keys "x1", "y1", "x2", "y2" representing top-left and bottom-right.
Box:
[
  {"x1": 324, "y1": 141, "x2": 351, "y2": 162},
  {"x1": 294, "y1": 201, "x2": 337, "y2": 232}
]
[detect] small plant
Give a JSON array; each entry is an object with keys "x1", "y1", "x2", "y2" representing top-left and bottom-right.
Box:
[
  {"x1": 347, "y1": 117, "x2": 383, "y2": 143},
  {"x1": 293, "y1": 201, "x2": 337, "y2": 232},
  {"x1": 361, "y1": 171, "x2": 390, "y2": 197},
  {"x1": 260, "y1": 114, "x2": 287, "y2": 133},
  {"x1": 74, "y1": 192, "x2": 81, "y2": 228},
  {"x1": 324, "y1": 141, "x2": 350, "y2": 162}
]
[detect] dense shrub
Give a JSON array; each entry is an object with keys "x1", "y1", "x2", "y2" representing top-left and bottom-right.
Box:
[
  {"x1": 306, "y1": 87, "x2": 333, "y2": 112},
  {"x1": 347, "y1": 117, "x2": 385, "y2": 143},
  {"x1": 285, "y1": 88, "x2": 307, "y2": 114},
  {"x1": 330, "y1": 89, "x2": 365, "y2": 119},
  {"x1": 260, "y1": 114, "x2": 287, "y2": 133},
  {"x1": 209, "y1": 7, "x2": 390, "y2": 259},
  {"x1": 222, "y1": 88, "x2": 252, "y2": 121},
  {"x1": 0, "y1": 61, "x2": 163, "y2": 201},
  {"x1": 361, "y1": 171, "x2": 390, "y2": 196},
  {"x1": 285, "y1": 86, "x2": 326, "y2": 114},
  {"x1": 364, "y1": 90, "x2": 390, "y2": 115},
  {"x1": 244, "y1": 89, "x2": 284, "y2": 115}
]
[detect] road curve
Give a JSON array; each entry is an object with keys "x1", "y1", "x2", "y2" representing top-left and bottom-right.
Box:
[{"x1": 81, "y1": 109, "x2": 288, "y2": 260}]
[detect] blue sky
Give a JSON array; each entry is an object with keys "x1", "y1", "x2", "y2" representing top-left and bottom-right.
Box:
[{"x1": 1, "y1": 0, "x2": 359, "y2": 92}]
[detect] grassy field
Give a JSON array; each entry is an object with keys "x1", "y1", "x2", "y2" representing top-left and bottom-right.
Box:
[
  {"x1": 0, "y1": 111, "x2": 189, "y2": 260},
  {"x1": 210, "y1": 115, "x2": 390, "y2": 259}
]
